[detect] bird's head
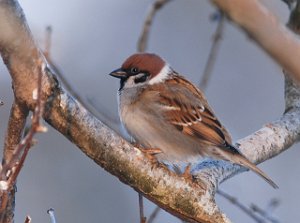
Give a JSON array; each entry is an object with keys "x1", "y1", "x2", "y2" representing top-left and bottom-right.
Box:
[{"x1": 109, "y1": 53, "x2": 172, "y2": 90}]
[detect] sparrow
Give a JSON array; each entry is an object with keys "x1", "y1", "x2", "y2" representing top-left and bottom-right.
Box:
[{"x1": 109, "y1": 53, "x2": 278, "y2": 188}]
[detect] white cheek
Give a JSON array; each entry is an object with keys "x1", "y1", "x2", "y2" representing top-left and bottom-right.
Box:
[
  {"x1": 123, "y1": 76, "x2": 135, "y2": 89},
  {"x1": 149, "y1": 64, "x2": 172, "y2": 85}
]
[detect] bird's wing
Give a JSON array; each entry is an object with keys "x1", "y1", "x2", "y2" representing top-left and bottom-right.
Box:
[{"x1": 152, "y1": 73, "x2": 232, "y2": 148}]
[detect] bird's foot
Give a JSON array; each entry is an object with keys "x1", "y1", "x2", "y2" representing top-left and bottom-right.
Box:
[
  {"x1": 137, "y1": 147, "x2": 162, "y2": 165},
  {"x1": 181, "y1": 164, "x2": 194, "y2": 181},
  {"x1": 138, "y1": 147, "x2": 163, "y2": 156}
]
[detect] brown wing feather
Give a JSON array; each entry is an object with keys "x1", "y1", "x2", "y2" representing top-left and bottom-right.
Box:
[{"x1": 154, "y1": 73, "x2": 232, "y2": 146}]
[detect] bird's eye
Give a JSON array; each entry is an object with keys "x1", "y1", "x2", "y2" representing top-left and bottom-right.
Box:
[{"x1": 130, "y1": 67, "x2": 139, "y2": 74}]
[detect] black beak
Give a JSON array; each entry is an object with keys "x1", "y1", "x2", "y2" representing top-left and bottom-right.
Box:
[{"x1": 109, "y1": 68, "x2": 128, "y2": 79}]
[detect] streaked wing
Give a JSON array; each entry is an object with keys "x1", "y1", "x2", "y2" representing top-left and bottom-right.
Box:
[{"x1": 154, "y1": 73, "x2": 232, "y2": 147}]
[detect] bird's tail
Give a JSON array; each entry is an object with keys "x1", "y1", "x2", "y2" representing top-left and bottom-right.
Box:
[{"x1": 231, "y1": 153, "x2": 278, "y2": 189}]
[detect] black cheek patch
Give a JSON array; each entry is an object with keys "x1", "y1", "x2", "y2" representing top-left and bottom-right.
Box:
[
  {"x1": 119, "y1": 77, "x2": 128, "y2": 91},
  {"x1": 134, "y1": 73, "x2": 149, "y2": 84}
]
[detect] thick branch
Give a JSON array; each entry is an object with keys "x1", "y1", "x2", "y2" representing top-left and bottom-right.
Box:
[{"x1": 210, "y1": 0, "x2": 300, "y2": 83}]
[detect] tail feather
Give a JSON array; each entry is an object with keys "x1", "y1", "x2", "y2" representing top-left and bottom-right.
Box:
[
  {"x1": 220, "y1": 143, "x2": 278, "y2": 188},
  {"x1": 232, "y1": 154, "x2": 278, "y2": 189}
]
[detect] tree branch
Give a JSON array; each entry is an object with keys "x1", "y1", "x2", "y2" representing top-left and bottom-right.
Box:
[
  {"x1": 210, "y1": 0, "x2": 300, "y2": 83},
  {"x1": 24, "y1": 216, "x2": 31, "y2": 223},
  {"x1": 217, "y1": 190, "x2": 266, "y2": 223},
  {"x1": 137, "y1": 0, "x2": 172, "y2": 52},
  {"x1": 47, "y1": 208, "x2": 56, "y2": 223},
  {"x1": 199, "y1": 12, "x2": 225, "y2": 90},
  {"x1": 147, "y1": 206, "x2": 161, "y2": 223},
  {"x1": 0, "y1": 101, "x2": 28, "y2": 223},
  {"x1": 2, "y1": 102, "x2": 28, "y2": 166}
]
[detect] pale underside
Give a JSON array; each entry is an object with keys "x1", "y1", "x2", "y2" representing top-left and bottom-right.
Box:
[{"x1": 118, "y1": 72, "x2": 232, "y2": 164}]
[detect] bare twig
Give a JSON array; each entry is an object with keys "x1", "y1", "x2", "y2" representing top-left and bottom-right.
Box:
[
  {"x1": 137, "y1": 0, "x2": 172, "y2": 52},
  {"x1": 0, "y1": 101, "x2": 28, "y2": 223},
  {"x1": 24, "y1": 216, "x2": 31, "y2": 223},
  {"x1": 217, "y1": 190, "x2": 265, "y2": 223},
  {"x1": 47, "y1": 208, "x2": 57, "y2": 223},
  {"x1": 218, "y1": 190, "x2": 281, "y2": 223},
  {"x1": 0, "y1": 54, "x2": 46, "y2": 223},
  {"x1": 44, "y1": 26, "x2": 52, "y2": 58},
  {"x1": 217, "y1": 189, "x2": 280, "y2": 223},
  {"x1": 265, "y1": 198, "x2": 280, "y2": 213},
  {"x1": 0, "y1": 61, "x2": 46, "y2": 181},
  {"x1": 251, "y1": 202, "x2": 280, "y2": 223},
  {"x1": 138, "y1": 193, "x2": 146, "y2": 223},
  {"x1": 2, "y1": 102, "x2": 28, "y2": 169},
  {"x1": 199, "y1": 12, "x2": 225, "y2": 90},
  {"x1": 282, "y1": 0, "x2": 297, "y2": 10},
  {"x1": 147, "y1": 206, "x2": 161, "y2": 223}
]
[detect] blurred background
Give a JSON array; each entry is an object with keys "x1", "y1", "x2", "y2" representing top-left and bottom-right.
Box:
[{"x1": 0, "y1": 0, "x2": 298, "y2": 222}]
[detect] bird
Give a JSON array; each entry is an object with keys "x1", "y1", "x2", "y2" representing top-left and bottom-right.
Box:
[{"x1": 109, "y1": 53, "x2": 278, "y2": 188}]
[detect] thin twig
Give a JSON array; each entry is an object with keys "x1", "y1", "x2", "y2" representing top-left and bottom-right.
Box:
[
  {"x1": 0, "y1": 102, "x2": 28, "y2": 223},
  {"x1": 218, "y1": 190, "x2": 281, "y2": 223},
  {"x1": 199, "y1": 12, "x2": 225, "y2": 90},
  {"x1": 217, "y1": 190, "x2": 266, "y2": 223},
  {"x1": 138, "y1": 193, "x2": 146, "y2": 223},
  {"x1": 47, "y1": 208, "x2": 57, "y2": 223},
  {"x1": 265, "y1": 198, "x2": 280, "y2": 213},
  {"x1": 147, "y1": 206, "x2": 161, "y2": 223},
  {"x1": 44, "y1": 26, "x2": 52, "y2": 58},
  {"x1": 282, "y1": 0, "x2": 297, "y2": 10},
  {"x1": 0, "y1": 193, "x2": 8, "y2": 213},
  {"x1": 6, "y1": 143, "x2": 31, "y2": 187},
  {"x1": 0, "y1": 64, "x2": 46, "y2": 180},
  {"x1": 137, "y1": 0, "x2": 172, "y2": 52},
  {"x1": 250, "y1": 202, "x2": 280, "y2": 223},
  {"x1": 24, "y1": 216, "x2": 31, "y2": 223},
  {"x1": 0, "y1": 58, "x2": 46, "y2": 220}
]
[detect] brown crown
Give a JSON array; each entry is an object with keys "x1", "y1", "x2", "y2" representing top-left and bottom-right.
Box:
[{"x1": 122, "y1": 53, "x2": 165, "y2": 77}]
